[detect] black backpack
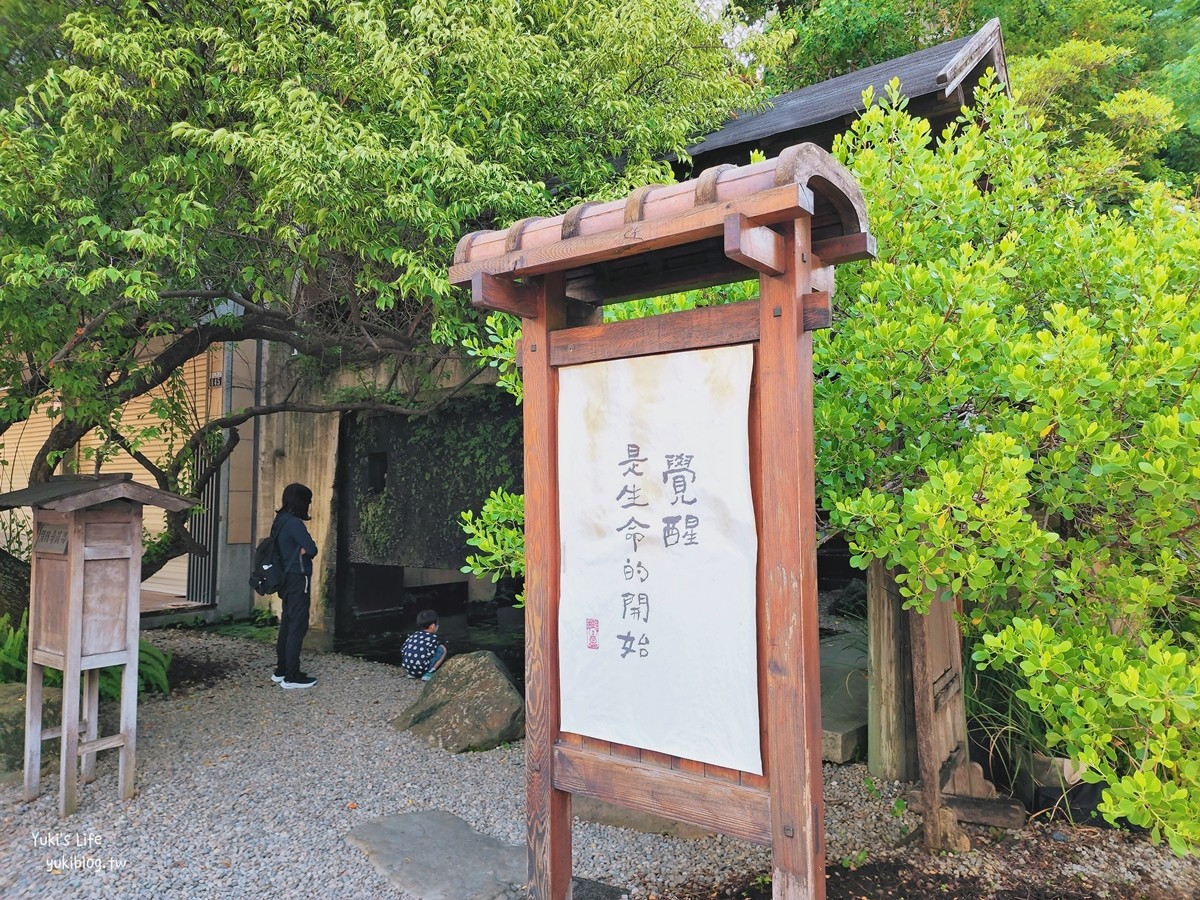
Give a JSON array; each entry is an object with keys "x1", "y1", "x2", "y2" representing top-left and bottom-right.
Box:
[{"x1": 249, "y1": 516, "x2": 286, "y2": 596}]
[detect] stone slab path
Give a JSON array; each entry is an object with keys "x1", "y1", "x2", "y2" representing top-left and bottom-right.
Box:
[{"x1": 347, "y1": 810, "x2": 625, "y2": 900}]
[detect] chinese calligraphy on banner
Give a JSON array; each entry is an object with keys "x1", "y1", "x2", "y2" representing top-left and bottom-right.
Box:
[{"x1": 557, "y1": 344, "x2": 762, "y2": 774}]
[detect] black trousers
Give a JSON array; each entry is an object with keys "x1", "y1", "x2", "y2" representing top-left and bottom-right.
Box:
[{"x1": 275, "y1": 570, "x2": 311, "y2": 679}]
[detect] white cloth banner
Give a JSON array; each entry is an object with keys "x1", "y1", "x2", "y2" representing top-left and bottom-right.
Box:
[{"x1": 557, "y1": 344, "x2": 761, "y2": 774}]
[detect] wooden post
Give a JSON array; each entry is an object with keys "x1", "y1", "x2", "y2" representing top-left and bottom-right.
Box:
[
  {"x1": 59, "y1": 513, "x2": 86, "y2": 816},
  {"x1": 758, "y1": 217, "x2": 825, "y2": 899},
  {"x1": 867, "y1": 560, "x2": 917, "y2": 781},
  {"x1": 81, "y1": 669, "x2": 100, "y2": 783},
  {"x1": 524, "y1": 271, "x2": 573, "y2": 900},
  {"x1": 23, "y1": 662, "x2": 44, "y2": 800},
  {"x1": 119, "y1": 506, "x2": 143, "y2": 800}
]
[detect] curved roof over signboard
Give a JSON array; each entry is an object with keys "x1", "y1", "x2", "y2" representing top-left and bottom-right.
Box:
[{"x1": 450, "y1": 142, "x2": 874, "y2": 313}]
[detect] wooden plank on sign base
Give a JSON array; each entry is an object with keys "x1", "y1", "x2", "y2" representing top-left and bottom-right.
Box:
[{"x1": 553, "y1": 745, "x2": 771, "y2": 845}]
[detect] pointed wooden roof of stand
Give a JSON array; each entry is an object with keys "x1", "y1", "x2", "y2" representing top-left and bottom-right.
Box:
[
  {"x1": 0, "y1": 473, "x2": 194, "y2": 513},
  {"x1": 449, "y1": 142, "x2": 875, "y2": 317}
]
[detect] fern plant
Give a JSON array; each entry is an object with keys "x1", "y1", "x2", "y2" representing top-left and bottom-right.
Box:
[
  {"x1": 0, "y1": 611, "x2": 171, "y2": 697},
  {"x1": 0, "y1": 611, "x2": 27, "y2": 681}
]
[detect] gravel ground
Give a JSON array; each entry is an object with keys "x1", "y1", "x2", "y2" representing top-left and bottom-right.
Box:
[{"x1": 2, "y1": 629, "x2": 1198, "y2": 899}]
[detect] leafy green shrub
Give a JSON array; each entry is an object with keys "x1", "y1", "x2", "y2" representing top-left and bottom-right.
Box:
[
  {"x1": 0, "y1": 611, "x2": 26, "y2": 681},
  {"x1": 251, "y1": 605, "x2": 278, "y2": 628},
  {"x1": 460, "y1": 488, "x2": 527, "y2": 606},
  {"x1": 975, "y1": 617, "x2": 1200, "y2": 854},
  {"x1": 826, "y1": 81, "x2": 1200, "y2": 852}
]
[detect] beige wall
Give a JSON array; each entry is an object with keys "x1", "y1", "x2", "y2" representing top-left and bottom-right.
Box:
[
  {"x1": 225, "y1": 341, "x2": 258, "y2": 545},
  {"x1": 0, "y1": 349, "x2": 217, "y2": 545},
  {"x1": 255, "y1": 346, "x2": 341, "y2": 630}
]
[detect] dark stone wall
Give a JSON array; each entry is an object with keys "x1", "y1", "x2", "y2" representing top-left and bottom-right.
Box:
[{"x1": 340, "y1": 390, "x2": 523, "y2": 570}]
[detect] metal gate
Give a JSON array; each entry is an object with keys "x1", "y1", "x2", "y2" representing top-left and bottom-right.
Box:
[{"x1": 185, "y1": 445, "x2": 221, "y2": 605}]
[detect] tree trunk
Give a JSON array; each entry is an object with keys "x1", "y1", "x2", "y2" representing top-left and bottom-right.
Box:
[{"x1": 0, "y1": 546, "x2": 31, "y2": 624}]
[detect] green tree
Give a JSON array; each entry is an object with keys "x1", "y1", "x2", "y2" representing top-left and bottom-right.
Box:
[
  {"x1": 0, "y1": 0, "x2": 772, "y2": 611},
  {"x1": 767, "y1": 0, "x2": 952, "y2": 89},
  {"x1": 977, "y1": 0, "x2": 1200, "y2": 181},
  {"x1": 761, "y1": 0, "x2": 1200, "y2": 180},
  {"x1": 970, "y1": 0, "x2": 1151, "y2": 53},
  {"x1": 0, "y1": 0, "x2": 78, "y2": 105}
]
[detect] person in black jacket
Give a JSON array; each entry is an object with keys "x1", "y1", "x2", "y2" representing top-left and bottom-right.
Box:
[{"x1": 270, "y1": 483, "x2": 319, "y2": 689}]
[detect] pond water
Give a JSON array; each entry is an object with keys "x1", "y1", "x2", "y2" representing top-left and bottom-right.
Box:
[{"x1": 332, "y1": 599, "x2": 526, "y2": 691}]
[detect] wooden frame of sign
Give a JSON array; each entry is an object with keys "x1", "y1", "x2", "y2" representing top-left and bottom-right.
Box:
[{"x1": 450, "y1": 144, "x2": 875, "y2": 900}]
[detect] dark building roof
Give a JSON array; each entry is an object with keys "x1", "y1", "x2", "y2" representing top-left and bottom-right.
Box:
[
  {"x1": 679, "y1": 18, "x2": 1008, "y2": 176},
  {"x1": 0, "y1": 474, "x2": 194, "y2": 512}
]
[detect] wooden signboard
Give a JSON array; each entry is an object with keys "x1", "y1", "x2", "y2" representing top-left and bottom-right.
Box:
[
  {"x1": 0, "y1": 475, "x2": 193, "y2": 818},
  {"x1": 450, "y1": 144, "x2": 875, "y2": 900}
]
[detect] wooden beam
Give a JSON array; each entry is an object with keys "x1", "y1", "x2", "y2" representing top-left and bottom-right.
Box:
[
  {"x1": 811, "y1": 232, "x2": 877, "y2": 265},
  {"x1": 78, "y1": 733, "x2": 126, "y2": 756},
  {"x1": 549, "y1": 301, "x2": 761, "y2": 367},
  {"x1": 936, "y1": 18, "x2": 1001, "y2": 96},
  {"x1": 449, "y1": 181, "x2": 815, "y2": 285},
  {"x1": 802, "y1": 292, "x2": 831, "y2": 332},
  {"x1": 725, "y1": 214, "x2": 785, "y2": 275},
  {"x1": 553, "y1": 744, "x2": 771, "y2": 846},
  {"x1": 565, "y1": 252, "x2": 749, "y2": 306},
  {"x1": 910, "y1": 607, "x2": 971, "y2": 851},
  {"x1": 471, "y1": 271, "x2": 539, "y2": 319},
  {"x1": 906, "y1": 792, "x2": 1027, "y2": 830}
]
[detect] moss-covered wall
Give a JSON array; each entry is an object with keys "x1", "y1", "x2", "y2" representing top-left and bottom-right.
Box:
[{"x1": 342, "y1": 390, "x2": 522, "y2": 570}]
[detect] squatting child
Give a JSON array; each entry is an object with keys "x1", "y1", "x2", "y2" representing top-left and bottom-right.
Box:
[{"x1": 401, "y1": 609, "x2": 447, "y2": 681}]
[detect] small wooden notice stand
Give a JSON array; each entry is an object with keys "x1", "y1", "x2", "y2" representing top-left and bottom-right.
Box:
[
  {"x1": 451, "y1": 144, "x2": 875, "y2": 899},
  {"x1": 0, "y1": 474, "x2": 193, "y2": 817}
]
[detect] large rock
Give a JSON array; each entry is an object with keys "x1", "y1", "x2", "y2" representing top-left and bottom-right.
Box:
[
  {"x1": 0, "y1": 682, "x2": 62, "y2": 784},
  {"x1": 391, "y1": 651, "x2": 524, "y2": 753}
]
